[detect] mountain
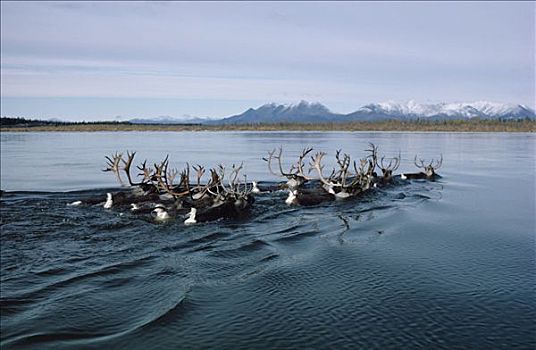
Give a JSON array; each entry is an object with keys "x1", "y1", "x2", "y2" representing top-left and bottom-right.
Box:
[
  {"x1": 129, "y1": 115, "x2": 210, "y2": 124},
  {"x1": 213, "y1": 100, "x2": 535, "y2": 124},
  {"x1": 211, "y1": 100, "x2": 347, "y2": 124},
  {"x1": 346, "y1": 100, "x2": 535, "y2": 121},
  {"x1": 122, "y1": 100, "x2": 535, "y2": 125}
]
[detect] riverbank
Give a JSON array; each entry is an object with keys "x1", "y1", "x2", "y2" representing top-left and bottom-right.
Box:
[{"x1": 1, "y1": 120, "x2": 535, "y2": 132}]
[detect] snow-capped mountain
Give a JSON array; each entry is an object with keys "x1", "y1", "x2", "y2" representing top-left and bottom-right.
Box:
[
  {"x1": 214, "y1": 100, "x2": 344, "y2": 124},
  {"x1": 126, "y1": 100, "x2": 534, "y2": 125},
  {"x1": 214, "y1": 100, "x2": 534, "y2": 124},
  {"x1": 350, "y1": 100, "x2": 535, "y2": 121}
]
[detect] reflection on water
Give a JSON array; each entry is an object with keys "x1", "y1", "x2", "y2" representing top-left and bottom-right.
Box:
[{"x1": 1, "y1": 132, "x2": 535, "y2": 349}]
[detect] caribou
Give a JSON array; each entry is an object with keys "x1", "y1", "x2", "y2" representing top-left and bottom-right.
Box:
[
  {"x1": 69, "y1": 144, "x2": 443, "y2": 223},
  {"x1": 401, "y1": 155, "x2": 443, "y2": 180},
  {"x1": 272, "y1": 143, "x2": 441, "y2": 206},
  {"x1": 379, "y1": 152, "x2": 401, "y2": 184},
  {"x1": 263, "y1": 147, "x2": 313, "y2": 190},
  {"x1": 80, "y1": 151, "x2": 256, "y2": 224}
]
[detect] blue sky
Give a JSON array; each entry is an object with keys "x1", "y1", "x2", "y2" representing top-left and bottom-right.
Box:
[{"x1": 1, "y1": 1, "x2": 534, "y2": 121}]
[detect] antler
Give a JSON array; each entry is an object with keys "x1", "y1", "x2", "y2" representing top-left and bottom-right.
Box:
[
  {"x1": 155, "y1": 162, "x2": 193, "y2": 199},
  {"x1": 432, "y1": 154, "x2": 443, "y2": 170},
  {"x1": 233, "y1": 164, "x2": 252, "y2": 199},
  {"x1": 311, "y1": 152, "x2": 342, "y2": 189},
  {"x1": 414, "y1": 154, "x2": 443, "y2": 177},
  {"x1": 263, "y1": 147, "x2": 291, "y2": 178},
  {"x1": 353, "y1": 158, "x2": 368, "y2": 177},
  {"x1": 227, "y1": 162, "x2": 246, "y2": 198},
  {"x1": 414, "y1": 154, "x2": 442, "y2": 170},
  {"x1": 213, "y1": 163, "x2": 251, "y2": 200},
  {"x1": 192, "y1": 164, "x2": 206, "y2": 191},
  {"x1": 380, "y1": 152, "x2": 401, "y2": 172},
  {"x1": 137, "y1": 160, "x2": 154, "y2": 184},
  {"x1": 152, "y1": 155, "x2": 191, "y2": 197},
  {"x1": 365, "y1": 143, "x2": 379, "y2": 176},
  {"x1": 414, "y1": 155, "x2": 426, "y2": 169},
  {"x1": 333, "y1": 149, "x2": 352, "y2": 187},
  {"x1": 166, "y1": 168, "x2": 180, "y2": 187},
  {"x1": 349, "y1": 157, "x2": 376, "y2": 190},
  {"x1": 290, "y1": 147, "x2": 314, "y2": 180},
  {"x1": 263, "y1": 146, "x2": 313, "y2": 180},
  {"x1": 121, "y1": 150, "x2": 142, "y2": 186},
  {"x1": 103, "y1": 152, "x2": 126, "y2": 186}
]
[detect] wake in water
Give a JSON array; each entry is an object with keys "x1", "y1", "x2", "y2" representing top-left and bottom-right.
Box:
[
  {"x1": 0, "y1": 142, "x2": 448, "y2": 348},
  {"x1": 0, "y1": 175, "x2": 445, "y2": 348}
]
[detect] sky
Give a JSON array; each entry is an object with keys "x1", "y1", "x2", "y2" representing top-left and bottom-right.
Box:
[{"x1": 1, "y1": 1, "x2": 534, "y2": 121}]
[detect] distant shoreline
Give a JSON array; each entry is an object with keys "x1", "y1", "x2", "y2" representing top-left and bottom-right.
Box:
[{"x1": 1, "y1": 120, "x2": 535, "y2": 133}]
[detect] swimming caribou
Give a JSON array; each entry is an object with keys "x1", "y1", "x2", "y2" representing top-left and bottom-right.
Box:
[
  {"x1": 401, "y1": 155, "x2": 443, "y2": 180},
  {"x1": 68, "y1": 144, "x2": 443, "y2": 224}
]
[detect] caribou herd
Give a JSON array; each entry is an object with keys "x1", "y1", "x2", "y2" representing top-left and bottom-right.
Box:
[{"x1": 69, "y1": 143, "x2": 443, "y2": 224}]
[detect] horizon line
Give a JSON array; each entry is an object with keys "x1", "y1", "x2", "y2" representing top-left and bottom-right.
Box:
[{"x1": 1, "y1": 98, "x2": 534, "y2": 123}]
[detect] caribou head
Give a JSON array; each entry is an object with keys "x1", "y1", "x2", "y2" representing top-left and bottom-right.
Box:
[
  {"x1": 379, "y1": 152, "x2": 401, "y2": 182},
  {"x1": 311, "y1": 150, "x2": 360, "y2": 199},
  {"x1": 263, "y1": 147, "x2": 313, "y2": 190},
  {"x1": 414, "y1": 154, "x2": 443, "y2": 178}
]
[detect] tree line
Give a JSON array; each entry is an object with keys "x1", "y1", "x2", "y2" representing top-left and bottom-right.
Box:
[{"x1": 0, "y1": 117, "x2": 131, "y2": 127}]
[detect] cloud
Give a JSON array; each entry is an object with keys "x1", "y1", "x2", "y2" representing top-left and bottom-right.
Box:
[{"x1": 1, "y1": 1, "x2": 534, "y2": 118}]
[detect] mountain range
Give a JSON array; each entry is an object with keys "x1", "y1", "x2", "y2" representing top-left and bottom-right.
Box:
[
  {"x1": 130, "y1": 100, "x2": 535, "y2": 125},
  {"x1": 129, "y1": 115, "x2": 209, "y2": 124}
]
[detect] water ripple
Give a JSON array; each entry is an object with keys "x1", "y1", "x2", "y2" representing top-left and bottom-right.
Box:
[{"x1": 1, "y1": 172, "x2": 535, "y2": 350}]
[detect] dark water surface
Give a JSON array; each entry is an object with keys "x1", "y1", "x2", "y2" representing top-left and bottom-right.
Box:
[{"x1": 1, "y1": 132, "x2": 535, "y2": 349}]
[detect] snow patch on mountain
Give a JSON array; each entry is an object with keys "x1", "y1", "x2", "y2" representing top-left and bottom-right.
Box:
[
  {"x1": 358, "y1": 100, "x2": 534, "y2": 119},
  {"x1": 128, "y1": 100, "x2": 535, "y2": 125}
]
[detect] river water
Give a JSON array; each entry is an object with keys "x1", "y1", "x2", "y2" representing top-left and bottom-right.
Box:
[{"x1": 1, "y1": 131, "x2": 534, "y2": 349}]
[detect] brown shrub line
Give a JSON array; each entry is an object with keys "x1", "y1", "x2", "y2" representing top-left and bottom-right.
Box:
[{"x1": 1, "y1": 120, "x2": 534, "y2": 133}]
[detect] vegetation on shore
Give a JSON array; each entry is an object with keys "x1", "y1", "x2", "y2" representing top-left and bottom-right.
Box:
[{"x1": 1, "y1": 117, "x2": 534, "y2": 132}]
